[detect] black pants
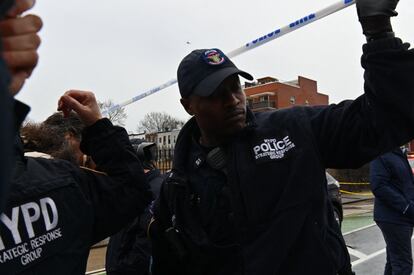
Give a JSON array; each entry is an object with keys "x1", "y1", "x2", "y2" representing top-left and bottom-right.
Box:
[{"x1": 377, "y1": 222, "x2": 413, "y2": 275}]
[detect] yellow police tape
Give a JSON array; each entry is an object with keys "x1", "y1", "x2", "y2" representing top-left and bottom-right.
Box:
[{"x1": 338, "y1": 182, "x2": 373, "y2": 196}]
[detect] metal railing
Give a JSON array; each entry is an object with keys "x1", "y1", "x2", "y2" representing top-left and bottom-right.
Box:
[
  {"x1": 155, "y1": 147, "x2": 174, "y2": 173},
  {"x1": 249, "y1": 100, "x2": 276, "y2": 110}
]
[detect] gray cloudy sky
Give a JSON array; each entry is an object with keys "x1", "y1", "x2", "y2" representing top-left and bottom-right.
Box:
[{"x1": 17, "y1": 0, "x2": 414, "y2": 132}]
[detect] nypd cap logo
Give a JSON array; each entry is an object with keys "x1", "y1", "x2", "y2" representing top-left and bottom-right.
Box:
[{"x1": 203, "y1": 49, "x2": 226, "y2": 65}]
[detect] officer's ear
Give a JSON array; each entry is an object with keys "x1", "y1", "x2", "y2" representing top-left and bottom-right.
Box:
[{"x1": 180, "y1": 97, "x2": 194, "y2": 116}]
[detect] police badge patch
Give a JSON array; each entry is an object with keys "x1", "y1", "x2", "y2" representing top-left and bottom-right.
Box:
[
  {"x1": 203, "y1": 49, "x2": 225, "y2": 65},
  {"x1": 251, "y1": 135, "x2": 296, "y2": 164}
]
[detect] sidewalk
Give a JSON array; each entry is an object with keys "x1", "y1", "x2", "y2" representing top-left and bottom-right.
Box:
[
  {"x1": 342, "y1": 192, "x2": 373, "y2": 205},
  {"x1": 342, "y1": 193, "x2": 374, "y2": 217}
]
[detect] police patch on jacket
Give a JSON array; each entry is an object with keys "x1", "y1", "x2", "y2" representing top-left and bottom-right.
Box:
[
  {"x1": 252, "y1": 135, "x2": 296, "y2": 164},
  {"x1": 0, "y1": 197, "x2": 64, "y2": 273}
]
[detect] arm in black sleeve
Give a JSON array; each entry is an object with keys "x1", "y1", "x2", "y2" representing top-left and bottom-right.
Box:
[
  {"x1": 308, "y1": 38, "x2": 414, "y2": 168},
  {"x1": 0, "y1": 67, "x2": 12, "y2": 212},
  {"x1": 78, "y1": 118, "x2": 152, "y2": 244},
  {"x1": 0, "y1": 98, "x2": 30, "y2": 211}
]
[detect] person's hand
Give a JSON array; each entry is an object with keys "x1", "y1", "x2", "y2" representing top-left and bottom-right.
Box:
[
  {"x1": 356, "y1": 0, "x2": 399, "y2": 18},
  {"x1": 0, "y1": 0, "x2": 42, "y2": 95},
  {"x1": 58, "y1": 90, "x2": 103, "y2": 127},
  {"x1": 356, "y1": 0, "x2": 399, "y2": 41}
]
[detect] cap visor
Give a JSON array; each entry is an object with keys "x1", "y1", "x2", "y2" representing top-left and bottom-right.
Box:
[{"x1": 192, "y1": 67, "x2": 253, "y2": 97}]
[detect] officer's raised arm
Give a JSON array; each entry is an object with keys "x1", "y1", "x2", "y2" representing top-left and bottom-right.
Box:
[
  {"x1": 307, "y1": 0, "x2": 414, "y2": 168},
  {"x1": 58, "y1": 89, "x2": 153, "y2": 243}
]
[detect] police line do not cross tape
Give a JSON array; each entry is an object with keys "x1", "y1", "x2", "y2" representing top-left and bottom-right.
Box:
[{"x1": 103, "y1": 0, "x2": 356, "y2": 115}]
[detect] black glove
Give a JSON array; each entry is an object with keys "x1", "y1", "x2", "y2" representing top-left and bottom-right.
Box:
[
  {"x1": 356, "y1": 0, "x2": 399, "y2": 41},
  {"x1": 357, "y1": 0, "x2": 399, "y2": 17}
]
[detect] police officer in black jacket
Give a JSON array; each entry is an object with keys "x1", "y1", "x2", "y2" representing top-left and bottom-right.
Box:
[
  {"x1": 0, "y1": 90, "x2": 152, "y2": 275},
  {"x1": 149, "y1": 0, "x2": 414, "y2": 274},
  {"x1": 0, "y1": 2, "x2": 152, "y2": 274},
  {"x1": 370, "y1": 148, "x2": 414, "y2": 274}
]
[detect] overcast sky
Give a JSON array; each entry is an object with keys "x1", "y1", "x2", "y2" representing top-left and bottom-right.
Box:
[{"x1": 16, "y1": 0, "x2": 414, "y2": 132}]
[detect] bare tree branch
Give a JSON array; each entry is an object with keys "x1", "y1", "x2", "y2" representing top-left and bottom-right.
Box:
[
  {"x1": 137, "y1": 112, "x2": 185, "y2": 133},
  {"x1": 98, "y1": 100, "x2": 127, "y2": 127}
]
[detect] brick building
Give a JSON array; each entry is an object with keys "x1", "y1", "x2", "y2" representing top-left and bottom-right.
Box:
[
  {"x1": 409, "y1": 141, "x2": 414, "y2": 154},
  {"x1": 244, "y1": 76, "x2": 329, "y2": 112}
]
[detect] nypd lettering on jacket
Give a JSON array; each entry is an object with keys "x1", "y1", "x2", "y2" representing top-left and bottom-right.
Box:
[
  {"x1": 0, "y1": 197, "x2": 62, "y2": 268},
  {"x1": 253, "y1": 136, "x2": 295, "y2": 162}
]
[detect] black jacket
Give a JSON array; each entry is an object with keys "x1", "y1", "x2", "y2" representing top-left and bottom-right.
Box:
[
  {"x1": 0, "y1": 105, "x2": 152, "y2": 275},
  {"x1": 0, "y1": 61, "x2": 12, "y2": 213},
  {"x1": 151, "y1": 37, "x2": 414, "y2": 275},
  {"x1": 106, "y1": 169, "x2": 164, "y2": 275},
  {"x1": 370, "y1": 148, "x2": 414, "y2": 225}
]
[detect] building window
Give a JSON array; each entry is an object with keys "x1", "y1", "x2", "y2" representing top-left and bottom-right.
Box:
[
  {"x1": 163, "y1": 136, "x2": 166, "y2": 145},
  {"x1": 159, "y1": 137, "x2": 162, "y2": 143},
  {"x1": 168, "y1": 135, "x2": 171, "y2": 144},
  {"x1": 247, "y1": 99, "x2": 253, "y2": 107},
  {"x1": 290, "y1": 96, "x2": 296, "y2": 105},
  {"x1": 259, "y1": 95, "x2": 268, "y2": 102}
]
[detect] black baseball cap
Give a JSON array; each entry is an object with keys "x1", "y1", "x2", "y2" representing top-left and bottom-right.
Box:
[{"x1": 177, "y1": 48, "x2": 254, "y2": 98}]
